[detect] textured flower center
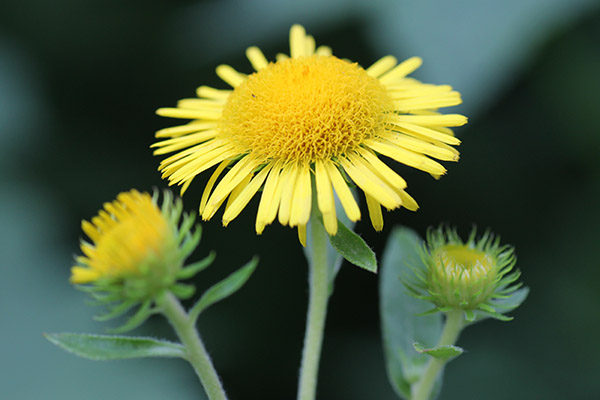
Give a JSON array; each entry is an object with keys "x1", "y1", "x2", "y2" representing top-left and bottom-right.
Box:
[
  {"x1": 435, "y1": 245, "x2": 494, "y2": 282},
  {"x1": 220, "y1": 55, "x2": 393, "y2": 163}
]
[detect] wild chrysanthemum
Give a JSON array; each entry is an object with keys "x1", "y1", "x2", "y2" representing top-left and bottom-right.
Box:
[
  {"x1": 153, "y1": 25, "x2": 466, "y2": 244},
  {"x1": 71, "y1": 190, "x2": 211, "y2": 331},
  {"x1": 406, "y1": 227, "x2": 523, "y2": 322}
]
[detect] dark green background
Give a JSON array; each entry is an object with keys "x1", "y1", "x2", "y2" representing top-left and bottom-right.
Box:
[{"x1": 1, "y1": 1, "x2": 599, "y2": 399}]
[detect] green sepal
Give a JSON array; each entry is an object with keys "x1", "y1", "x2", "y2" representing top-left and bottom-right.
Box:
[
  {"x1": 177, "y1": 213, "x2": 199, "y2": 245},
  {"x1": 107, "y1": 299, "x2": 154, "y2": 334},
  {"x1": 468, "y1": 287, "x2": 529, "y2": 325},
  {"x1": 413, "y1": 342, "x2": 464, "y2": 360},
  {"x1": 93, "y1": 300, "x2": 137, "y2": 322},
  {"x1": 169, "y1": 283, "x2": 195, "y2": 299},
  {"x1": 176, "y1": 251, "x2": 216, "y2": 279},
  {"x1": 380, "y1": 226, "x2": 443, "y2": 399},
  {"x1": 464, "y1": 309, "x2": 476, "y2": 322},
  {"x1": 44, "y1": 333, "x2": 186, "y2": 360},
  {"x1": 483, "y1": 311, "x2": 513, "y2": 321},
  {"x1": 494, "y1": 286, "x2": 529, "y2": 312},
  {"x1": 189, "y1": 256, "x2": 258, "y2": 324},
  {"x1": 178, "y1": 226, "x2": 202, "y2": 260},
  {"x1": 326, "y1": 218, "x2": 377, "y2": 273}
]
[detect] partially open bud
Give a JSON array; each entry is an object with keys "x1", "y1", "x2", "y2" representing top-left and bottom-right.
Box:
[
  {"x1": 71, "y1": 189, "x2": 212, "y2": 331},
  {"x1": 406, "y1": 227, "x2": 523, "y2": 321}
]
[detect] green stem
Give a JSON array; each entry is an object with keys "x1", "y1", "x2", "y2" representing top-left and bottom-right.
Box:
[
  {"x1": 412, "y1": 309, "x2": 465, "y2": 400},
  {"x1": 159, "y1": 291, "x2": 228, "y2": 400},
  {"x1": 297, "y1": 208, "x2": 330, "y2": 400}
]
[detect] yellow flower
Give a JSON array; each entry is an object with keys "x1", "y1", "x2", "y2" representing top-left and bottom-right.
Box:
[
  {"x1": 153, "y1": 25, "x2": 466, "y2": 244},
  {"x1": 71, "y1": 190, "x2": 176, "y2": 285}
]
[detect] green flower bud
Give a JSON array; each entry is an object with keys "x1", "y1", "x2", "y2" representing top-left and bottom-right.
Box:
[{"x1": 406, "y1": 227, "x2": 523, "y2": 321}]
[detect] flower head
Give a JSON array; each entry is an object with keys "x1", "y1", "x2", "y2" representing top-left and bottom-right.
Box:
[
  {"x1": 153, "y1": 25, "x2": 466, "y2": 243},
  {"x1": 71, "y1": 190, "x2": 209, "y2": 327},
  {"x1": 407, "y1": 227, "x2": 523, "y2": 321}
]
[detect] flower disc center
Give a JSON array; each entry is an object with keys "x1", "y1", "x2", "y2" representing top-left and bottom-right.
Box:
[
  {"x1": 220, "y1": 55, "x2": 392, "y2": 163},
  {"x1": 435, "y1": 245, "x2": 494, "y2": 281}
]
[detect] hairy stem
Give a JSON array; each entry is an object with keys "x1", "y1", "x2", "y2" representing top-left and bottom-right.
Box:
[
  {"x1": 297, "y1": 210, "x2": 330, "y2": 400},
  {"x1": 159, "y1": 291, "x2": 227, "y2": 400},
  {"x1": 412, "y1": 309, "x2": 464, "y2": 400}
]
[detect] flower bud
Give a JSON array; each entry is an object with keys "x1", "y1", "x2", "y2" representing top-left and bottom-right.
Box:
[
  {"x1": 406, "y1": 227, "x2": 522, "y2": 321},
  {"x1": 71, "y1": 190, "x2": 208, "y2": 331}
]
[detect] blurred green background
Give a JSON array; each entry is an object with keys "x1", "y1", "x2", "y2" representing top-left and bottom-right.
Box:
[{"x1": 1, "y1": 0, "x2": 599, "y2": 399}]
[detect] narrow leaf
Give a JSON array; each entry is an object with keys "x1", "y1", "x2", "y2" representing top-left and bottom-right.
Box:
[
  {"x1": 189, "y1": 256, "x2": 258, "y2": 324},
  {"x1": 413, "y1": 342, "x2": 463, "y2": 360},
  {"x1": 44, "y1": 333, "x2": 186, "y2": 360},
  {"x1": 327, "y1": 219, "x2": 377, "y2": 273}
]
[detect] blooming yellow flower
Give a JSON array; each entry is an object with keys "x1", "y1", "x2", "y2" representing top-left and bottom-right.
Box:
[
  {"x1": 71, "y1": 190, "x2": 177, "y2": 285},
  {"x1": 153, "y1": 25, "x2": 466, "y2": 244}
]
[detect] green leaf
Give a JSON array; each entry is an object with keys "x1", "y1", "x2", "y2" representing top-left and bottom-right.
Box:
[
  {"x1": 413, "y1": 342, "x2": 463, "y2": 360},
  {"x1": 189, "y1": 256, "x2": 258, "y2": 324},
  {"x1": 327, "y1": 218, "x2": 377, "y2": 273},
  {"x1": 44, "y1": 333, "x2": 186, "y2": 360},
  {"x1": 380, "y1": 226, "x2": 443, "y2": 399}
]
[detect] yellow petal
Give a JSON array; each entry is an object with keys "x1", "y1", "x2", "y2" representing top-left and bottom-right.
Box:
[
  {"x1": 216, "y1": 64, "x2": 246, "y2": 88},
  {"x1": 379, "y1": 57, "x2": 422, "y2": 84},
  {"x1": 366, "y1": 55, "x2": 398, "y2": 78},
  {"x1": 223, "y1": 164, "x2": 272, "y2": 225},
  {"x1": 365, "y1": 194, "x2": 384, "y2": 231},
  {"x1": 339, "y1": 157, "x2": 402, "y2": 210},
  {"x1": 324, "y1": 161, "x2": 361, "y2": 222},
  {"x1": 246, "y1": 46, "x2": 269, "y2": 71},
  {"x1": 290, "y1": 24, "x2": 307, "y2": 58},
  {"x1": 289, "y1": 164, "x2": 312, "y2": 227}
]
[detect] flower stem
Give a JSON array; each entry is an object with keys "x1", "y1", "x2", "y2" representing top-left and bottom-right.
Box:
[
  {"x1": 411, "y1": 309, "x2": 465, "y2": 400},
  {"x1": 159, "y1": 291, "x2": 228, "y2": 400},
  {"x1": 297, "y1": 211, "x2": 330, "y2": 400}
]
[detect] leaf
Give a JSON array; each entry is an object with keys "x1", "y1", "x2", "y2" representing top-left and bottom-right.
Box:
[
  {"x1": 380, "y1": 226, "x2": 443, "y2": 399},
  {"x1": 327, "y1": 219, "x2": 377, "y2": 273},
  {"x1": 44, "y1": 333, "x2": 186, "y2": 360},
  {"x1": 189, "y1": 256, "x2": 258, "y2": 323},
  {"x1": 413, "y1": 342, "x2": 463, "y2": 360}
]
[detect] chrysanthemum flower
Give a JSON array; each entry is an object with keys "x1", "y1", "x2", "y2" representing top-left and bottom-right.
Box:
[
  {"x1": 153, "y1": 25, "x2": 466, "y2": 243},
  {"x1": 71, "y1": 190, "x2": 205, "y2": 304},
  {"x1": 407, "y1": 227, "x2": 523, "y2": 321}
]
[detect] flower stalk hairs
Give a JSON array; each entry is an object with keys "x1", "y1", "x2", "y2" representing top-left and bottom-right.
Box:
[
  {"x1": 46, "y1": 190, "x2": 257, "y2": 400},
  {"x1": 153, "y1": 24, "x2": 466, "y2": 400}
]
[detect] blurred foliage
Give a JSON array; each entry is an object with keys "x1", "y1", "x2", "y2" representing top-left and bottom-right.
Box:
[{"x1": 1, "y1": 1, "x2": 599, "y2": 399}]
